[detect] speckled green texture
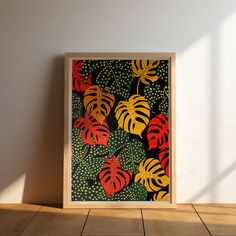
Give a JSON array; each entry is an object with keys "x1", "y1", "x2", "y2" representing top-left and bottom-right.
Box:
[
  {"x1": 144, "y1": 83, "x2": 169, "y2": 116},
  {"x1": 72, "y1": 128, "x2": 147, "y2": 201},
  {"x1": 83, "y1": 60, "x2": 133, "y2": 99},
  {"x1": 156, "y1": 60, "x2": 169, "y2": 83},
  {"x1": 109, "y1": 183, "x2": 147, "y2": 201},
  {"x1": 71, "y1": 128, "x2": 108, "y2": 201},
  {"x1": 108, "y1": 129, "x2": 146, "y2": 174},
  {"x1": 72, "y1": 92, "x2": 83, "y2": 119},
  {"x1": 108, "y1": 129, "x2": 129, "y2": 156}
]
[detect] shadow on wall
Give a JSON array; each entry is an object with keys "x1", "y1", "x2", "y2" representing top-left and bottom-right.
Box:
[
  {"x1": 188, "y1": 161, "x2": 236, "y2": 202},
  {"x1": 187, "y1": 18, "x2": 236, "y2": 202},
  {"x1": 21, "y1": 56, "x2": 64, "y2": 204},
  {"x1": 0, "y1": 0, "x2": 236, "y2": 204},
  {"x1": 0, "y1": 55, "x2": 64, "y2": 204}
]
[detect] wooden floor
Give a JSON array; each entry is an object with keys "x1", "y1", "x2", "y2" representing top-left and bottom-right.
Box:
[{"x1": 0, "y1": 204, "x2": 236, "y2": 236}]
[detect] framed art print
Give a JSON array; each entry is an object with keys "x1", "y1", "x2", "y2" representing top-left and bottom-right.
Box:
[{"x1": 64, "y1": 53, "x2": 176, "y2": 208}]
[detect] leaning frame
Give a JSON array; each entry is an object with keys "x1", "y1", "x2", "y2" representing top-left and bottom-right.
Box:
[{"x1": 64, "y1": 53, "x2": 176, "y2": 208}]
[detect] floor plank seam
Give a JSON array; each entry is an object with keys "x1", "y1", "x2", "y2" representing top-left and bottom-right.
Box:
[
  {"x1": 19, "y1": 205, "x2": 43, "y2": 236},
  {"x1": 213, "y1": 235, "x2": 236, "y2": 236},
  {"x1": 81, "y1": 208, "x2": 90, "y2": 236},
  {"x1": 140, "y1": 209, "x2": 146, "y2": 236},
  {"x1": 191, "y1": 204, "x2": 212, "y2": 236}
]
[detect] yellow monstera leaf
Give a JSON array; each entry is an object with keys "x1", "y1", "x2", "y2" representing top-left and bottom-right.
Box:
[
  {"x1": 115, "y1": 95, "x2": 150, "y2": 137},
  {"x1": 135, "y1": 158, "x2": 169, "y2": 192},
  {"x1": 84, "y1": 85, "x2": 115, "y2": 124},
  {"x1": 131, "y1": 60, "x2": 160, "y2": 84},
  {"x1": 151, "y1": 190, "x2": 170, "y2": 201}
]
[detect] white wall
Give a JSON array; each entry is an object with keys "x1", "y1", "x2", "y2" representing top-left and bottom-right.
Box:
[{"x1": 0, "y1": 0, "x2": 236, "y2": 203}]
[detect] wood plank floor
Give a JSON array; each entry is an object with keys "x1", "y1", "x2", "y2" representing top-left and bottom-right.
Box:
[{"x1": 0, "y1": 204, "x2": 236, "y2": 236}]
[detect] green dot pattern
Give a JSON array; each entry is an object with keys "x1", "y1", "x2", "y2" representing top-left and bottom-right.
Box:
[
  {"x1": 108, "y1": 129, "x2": 129, "y2": 156},
  {"x1": 82, "y1": 60, "x2": 106, "y2": 82},
  {"x1": 144, "y1": 83, "x2": 169, "y2": 116},
  {"x1": 108, "y1": 130, "x2": 146, "y2": 174},
  {"x1": 72, "y1": 128, "x2": 108, "y2": 201},
  {"x1": 109, "y1": 183, "x2": 147, "y2": 201},
  {"x1": 156, "y1": 60, "x2": 169, "y2": 83},
  {"x1": 83, "y1": 60, "x2": 133, "y2": 99},
  {"x1": 72, "y1": 128, "x2": 147, "y2": 201},
  {"x1": 72, "y1": 92, "x2": 83, "y2": 119},
  {"x1": 119, "y1": 139, "x2": 146, "y2": 175}
]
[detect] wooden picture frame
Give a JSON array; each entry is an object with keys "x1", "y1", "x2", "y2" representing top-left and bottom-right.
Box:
[{"x1": 64, "y1": 53, "x2": 176, "y2": 208}]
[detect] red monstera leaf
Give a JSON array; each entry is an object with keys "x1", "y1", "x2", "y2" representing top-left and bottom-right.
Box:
[
  {"x1": 159, "y1": 147, "x2": 169, "y2": 176},
  {"x1": 99, "y1": 157, "x2": 133, "y2": 197},
  {"x1": 74, "y1": 112, "x2": 110, "y2": 147},
  {"x1": 147, "y1": 114, "x2": 169, "y2": 150},
  {"x1": 72, "y1": 60, "x2": 91, "y2": 92}
]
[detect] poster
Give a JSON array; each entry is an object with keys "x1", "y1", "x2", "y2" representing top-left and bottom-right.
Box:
[{"x1": 64, "y1": 53, "x2": 175, "y2": 208}]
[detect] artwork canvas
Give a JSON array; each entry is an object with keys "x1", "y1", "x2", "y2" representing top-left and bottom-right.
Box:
[{"x1": 64, "y1": 53, "x2": 176, "y2": 208}]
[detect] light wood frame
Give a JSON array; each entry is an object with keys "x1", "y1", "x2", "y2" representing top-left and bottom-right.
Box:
[{"x1": 64, "y1": 53, "x2": 176, "y2": 208}]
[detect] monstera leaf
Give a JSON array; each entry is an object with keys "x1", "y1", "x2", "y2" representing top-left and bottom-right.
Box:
[
  {"x1": 108, "y1": 129, "x2": 146, "y2": 174},
  {"x1": 159, "y1": 147, "x2": 169, "y2": 176},
  {"x1": 115, "y1": 95, "x2": 150, "y2": 137},
  {"x1": 131, "y1": 60, "x2": 160, "y2": 84},
  {"x1": 99, "y1": 156, "x2": 133, "y2": 197},
  {"x1": 119, "y1": 139, "x2": 146, "y2": 174},
  {"x1": 147, "y1": 114, "x2": 169, "y2": 150},
  {"x1": 83, "y1": 60, "x2": 134, "y2": 99},
  {"x1": 72, "y1": 60, "x2": 91, "y2": 92},
  {"x1": 74, "y1": 112, "x2": 110, "y2": 147},
  {"x1": 144, "y1": 83, "x2": 169, "y2": 116},
  {"x1": 72, "y1": 128, "x2": 109, "y2": 201},
  {"x1": 72, "y1": 129, "x2": 108, "y2": 177},
  {"x1": 151, "y1": 190, "x2": 169, "y2": 201},
  {"x1": 135, "y1": 158, "x2": 169, "y2": 192},
  {"x1": 84, "y1": 85, "x2": 115, "y2": 124},
  {"x1": 82, "y1": 60, "x2": 107, "y2": 82}
]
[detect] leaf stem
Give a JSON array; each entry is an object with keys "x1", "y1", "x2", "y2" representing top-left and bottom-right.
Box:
[
  {"x1": 137, "y1": 78, "x2": 141, "y2": 94},
  {"x1": 164, "y1": 87, "x2": 169, "y2": 98},
  {"x1": 94, "y1": 152, "x2": 109, "y2": 158},
  {"x1": 106, "y1": 61, "x2": 121, "y2": 91},
  {"x1": 72, "y1": 146, "x2": 92, "y2": 176}
]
